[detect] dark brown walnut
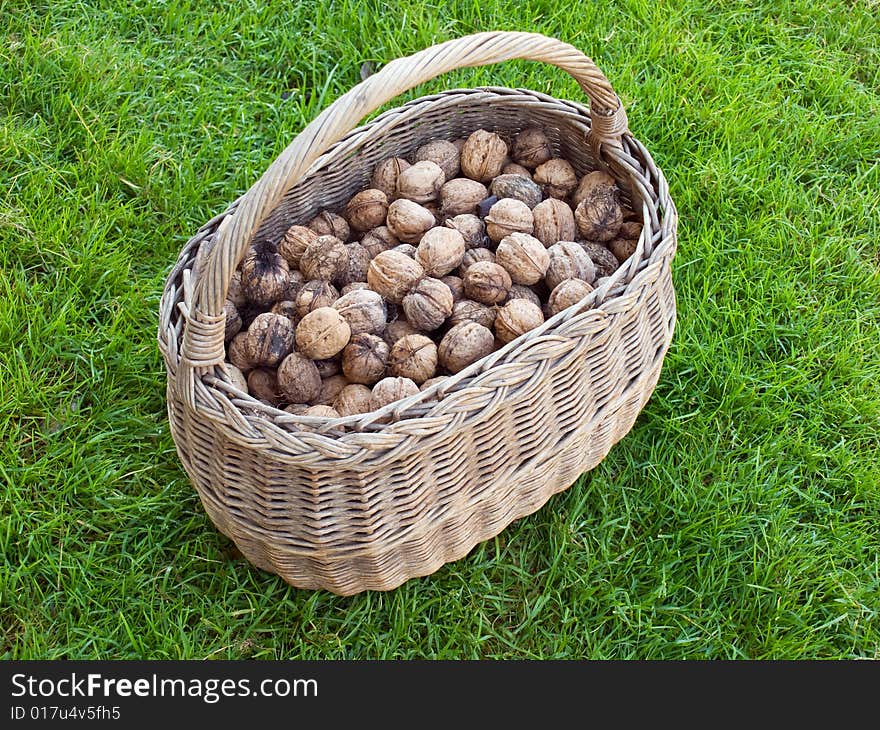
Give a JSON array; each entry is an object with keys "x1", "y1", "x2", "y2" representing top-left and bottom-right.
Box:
[
  {"x1": 333, "y1": 383, "x2": 373, "y2": 416},
  {"x1": 314, "y1": 374, "x2": 350, "y2": 406},
  {"x1": 396, "y1": 160, "x2": 446, "y2": 204},
  {"x1": 579, "y1": 241, "x2": 620, "y2": 278},
  {"x1": 346, "y1": 189, "x2": 389, "y2": 232},
  {"x1": 313, "y1": 357, "x2": 341, "y2": 379},
  {"x1": 247, "y1": 368, "x2": 283, "y2": 405},
  {"x1": 402, "y1": 277, "x2": 454, "y2": 331},
  {"x1": 572, "y1": 170, "x2": 618, "y2": 209},
  {"x1": 243, "y1": 312, "x2": 296, "y2": 367},
  {"x1": 456, "y1": 247, "x2": 495, "y2": 277},
  {"x1": 222, "y1": 363, "x2": 248, "y2": 393},
  {"x1": 338, "y1": 242, "x2": 371, "y2": 288},
  {"x1": 392, "y1": 243, "x2": 418, "y2": 258},
  {"x1": 282, "y1": 269, "x2": 305, "y2": 301},
  {"x1": 302, "y1": 404, "x2": 340, "y2": 418},
  {"x1": 438, "y1": 322, "x2": 495, "y2": 374},
  {"x1": 388, "y1": 334, "x2": 438, "y2": 384},
  {"x1": 545, "y1": 242, "x2": 597, "y2": 291},
  {"x1": 448, "y1": 298, "x2": 496, "y2": 329},
  {"x1": 269, "y1": 299, "x2": 299, "y2": 325},
  {"x1": 476, "y1": 194, "x2": 498, "y2": 219},
  {"x1": 382, "y1": 318, "x2": 422, "y2": 348},
  {"x1": 370, "y1": 376, "x2": 420, "y2": 411},
  {"x1": 489, "y1": 174, "x2": 543, "y2": 209},
  {"x1": 415, "y1": 227, "x2": 465, "y2": 277},
  {"x1": 370, "y1": 157, "x2": 411, "y2": 199},
  {"x1": 240, "y1": 242, "x2": 289, "y2": 307},
  {"x1": 223, "y1": 299, "x2": 242, "y2": 342},
  {"x1": 367, "y1": 250, "x2": 425, "y2": 303},
  {"x1": 278, "y1": 225, "x2": 319, "y2": 268},
  {"x1": 459, "y1": 129, "x2": 508, "y2": 182},
  {"x1": 300, "y1": 235, "x2": 349, "y2": 282},
  {"x1": 505, "y1": 284, "x2": 542, "y2": 307},
  {"x1": 575, "y1": 190, "x2": 623, "y2": 242},
  {"x1": 495, "y1": 232, "x2": 550, "y2": 286},
  {"x1": 414, "y1": 139, "x2": 461, "y2": 180},
  {"x1": 608, "y1": 237, "x2": 638, "y2": 264},
  {"x1": 360, "y1": 225, "x2": 398, "y2": 258},
  {"x1": 440, "y1": 275, "x2": 464, "y2": 301},
  {"x1": 546, "y1": 277, "x2": 595, "y2": 316},
  {"x1": 532, "y1": 198, "x2": 577, "y2": 248},
  {"x1": 341, "y1": 333, "x2": 389, "y2": 385},
  {"x1": 226, "y1": 270, "x2": 247, "y2": 307},
  {"x1": 618, "y1": 221, "x2": 643, "y2": 240},
  {"x1": 386, "y1": 198, "x2": 436, "y2": 244},
  {"x1": 308, "y1": 210, "x2": 350, "y2": 242},
  {"x1": 277, "y1": 352, "x2": 322, "y2": 404},
  {"x1": 494, "y1": 299, "x2": 545, "y2": 344},
  {"x1": 533, "y1": 158, "x2": 578, "y2": 199},
  {"x1": 295, "y1": 280, "x2": 339, "y2": 318},
  {"x1": 295, "y1": 307, "x2": 351, "y2": 360},
  {"x1": 462, "y1": 261, "x2": 512, "y2": 305},
  {"x1": 440, "y1": 178, "x2": 488, "y2": 217},
  {"x1": 511, "y1": 127, "x2": 552, "y2": 170},
  {"x1": 227, "y1": 332, "x2": 254, "y2": 373},
  {"x1": 332, "y1": 288, "x2": 387, "y2": 335},
  {"x1": 501, "y1": 162, "x2": 532, "y2": 178},
  {"x1": 445, "y1": 214, "x2": 487, "y2": 250},
  {"x1": 485, "y1": 198, "x2": 534, "y2": 243}
]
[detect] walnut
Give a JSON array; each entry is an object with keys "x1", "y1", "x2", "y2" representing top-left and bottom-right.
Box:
[
  {"x1": 346, "y1": 189, "x2": 389, "y2": 232},
  {"x1": 489, "y1": 174, "x2": 543, "y2": 209},
  {"x1": 308, "y1": 210, "x2": 350, "y2": 241},
  {"x1": 438, "y1": 322, "x2": 495, "y2": 374},
  {"x1": 244, "y1": 312, "x2": 296, "y2": 367},
  {"x1": 420, "y1": 375, "x2": 449, "y2": 401},
  {"x1": 618, "y1": 221, "x2": 643, "y2": 240},
  {"x1": 370, "y1": 157, "x2": 411, "y2": 199},
  {"x1": 545, "y1": 241, "x2": 597, "y2": 290},
  {"x1": 367, "y1": 250, "x2": 425, "y2": 303},
  {"x1": 388, "y1": 334, "x2": 438, "y2": 384},
  {"x1": 414, "y1": 139, "x2": 461, "y2": 180},
  {"x1": 300, "y1": 235, "x2": 349, "y2": 282},
  {"x1": 495, "y1": 232, "x2": 550, "y2": 286},
  {"x1": 396, "y1": 160, "x2": 446, "y2": 204},
  {"x1": 386, "y1": 199, "x2": 436, "y2": 243},
  {"x1": 579, "y1": 241, "x2": 620, "y2": 278},
  {"x1": 572, "y1": 170, "x2": 617, "y2": 208},
  {"x1": 533, "y1": 158, "x2": 578, "y2": 199},
  {"x1": 284, "y1": 403, "x2": 309, "y2": 415},
  {"x1": 282, "y1": 269, "x2": 305, "y2": 301},
  {"x1": 295, "y1": 280, "x2": 339, "y2": 318},
  {"x1": 360, "y1": 225, "x2": 399, "y2": 258},
  {"x1": 278, "y1": 225, "x2": 319, "y2": 268},
  {"x1": 511, "y1": 127, "x2": 552, "y2": 169},
  {"x1": 440, "y1": 275, "x2": 464, "y2": 301},
  {"x1": 608, "y1": 237, "x2": 638, "y2": 264},
  {"x1": 314, "y1": 374, "x2": 350, "y2": 406},
  {"x1": 335, "y1": 242, "x2": 370, "y2": 288},
  {"x1": 217, "y1": 363, "x2": 247, "y2": 395},
  {"x1": 448, "y1": 298, "x2": 496, "y2": 329},
  {"x1": 240, "y1": 243, "x2": 289, "y2": 306},
  {"x1": 440, "y1": 178, "x2": 488, "y2": 217},
  {"x1": 392, "y1": 243, "x2": 418, "y2": 258},
  {"x1": 423, "y1": 201, "x2": 443, "y2": 226},
  {"x1": 227, "y1": 332, "x2": 254, "y2": 372},
  {"x1": 340, "y1": 282, "x2": 369, "y2": 295},
  {"x1": 484, "y1": 198, "x2": 534, "y2": 243},
  {"x1": 574, "y1": 190, "x2": 623, "y2": 242},
  {"x1": 451, "y1": 138, "x2": 467, "y2": 153},
  {"x1": 476, "y1": 194, "x2": 498, "y2": 219},
  {"x1": 270, "y1": 299, "x2": 299, "y2": 325},
  {"x1": 333, "y1": 383, "x2": 374, "y2": 416},
  {"x1": 277, "y1": 352, "x2": 322, "y2": 403},
  {"x1": 456, "y1": 247, "x2": 495, "y2": 277},
  {"x1": 501, "y1": 162, "x2": 532, "y2": 178},
  {"x1": 313, "y1": 357, "x2": 341, "y2": 379},
  {"x1": 445, "y1": 214, "x2": 487, "y2": 250},
  {"x1": 226, "y1": 270, "x2": 247, "y2": 307},
  {"x1": 415, "y1": 227, "x2": 465, "y2": 277},
  {"x1": 506, "y1": 284, "x2": 542, "y2": 307},
  {"x1": 459, "y1": 129, "x2": 508, "y2": 182},
  {"x1": 494, "y1": 299, "x2": 545, "y2": 344},
  {"x1": 341, "y1": 333, "x2": 389, "y2": 385},
  {"x1": 402, "y1": 277, "x2": 454, "y2": 331},
  {"x1": 295, "y1": 307, "x2": 352, "y2": 360},
  {"x1": 247, "y1": 368, "x2": 283, "y2": 405},
  {"x1": 370, "y1": 376, "x2": 420, "y2": 410},
  {"x1": 302, "y1": 404, "x2": 340, "y2": 418},
  {"x1": 223, "y1": 300, "x2": 242, "y2": 342},
  {"x1": 462, "y1": 261, "x2": 512, "y2": 304},
  {"x1": 332, "y1": 288, "x2": 387, "y2": 335}
]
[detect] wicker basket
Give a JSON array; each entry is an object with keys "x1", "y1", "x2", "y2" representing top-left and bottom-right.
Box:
[{"x1": 157, "y1": 31, "x2": 678, "y2": 596}]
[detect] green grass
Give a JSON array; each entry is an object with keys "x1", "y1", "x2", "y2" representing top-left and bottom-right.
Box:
[{"x1": 2, "y1": 0, "x2": 879, "y2": 660}]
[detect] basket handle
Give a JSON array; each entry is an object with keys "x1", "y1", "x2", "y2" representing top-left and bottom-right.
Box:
[{"x1": 178, "y1": 31, "x2": 628, "y2": 400}]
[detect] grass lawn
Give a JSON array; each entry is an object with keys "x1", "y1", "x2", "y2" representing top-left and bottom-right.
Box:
[{"x1": 2, "y1": 0, "x2": 878, "y2": 660}]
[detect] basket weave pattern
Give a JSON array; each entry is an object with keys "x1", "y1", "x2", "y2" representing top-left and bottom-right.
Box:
[{"x1": 157, "y1": 32, "x2": 678, "y2": 595}]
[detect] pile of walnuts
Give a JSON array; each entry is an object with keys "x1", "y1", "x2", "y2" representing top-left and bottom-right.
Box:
[{"x1": 219, "y1": 126, "x2": 642, "y2": 419}]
